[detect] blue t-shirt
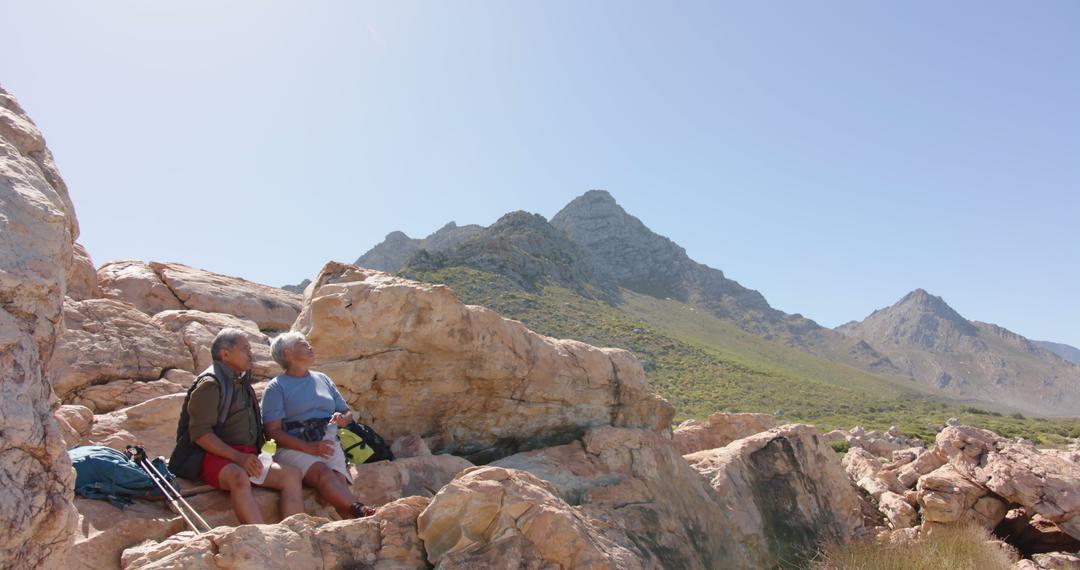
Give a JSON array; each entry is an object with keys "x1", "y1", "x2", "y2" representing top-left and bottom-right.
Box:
[{"x1": 261, "y1": 371, "x2": 349, "y2": 428}]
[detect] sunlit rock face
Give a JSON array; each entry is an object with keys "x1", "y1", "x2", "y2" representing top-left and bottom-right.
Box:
[
  {"x1": 0, "y1": 86, "x2": 80, "y2": 568},
  {"x1": 296, "y1": 261, "x2": 674, "y2": 463}
]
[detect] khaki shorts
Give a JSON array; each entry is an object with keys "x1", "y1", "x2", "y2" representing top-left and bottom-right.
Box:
[{"x1": 274, "y1": 425, "x2": 352, "y2": 484}]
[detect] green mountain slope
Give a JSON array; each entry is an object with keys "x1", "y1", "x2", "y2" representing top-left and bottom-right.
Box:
[{"x1": 403, "y1": 266, "x2": 1080, "y2": 444}]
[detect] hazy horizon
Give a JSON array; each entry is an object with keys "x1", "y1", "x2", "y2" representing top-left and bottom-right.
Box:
[{"x1": 4, "y1": 1, "x2": 1078, "y2": 346}]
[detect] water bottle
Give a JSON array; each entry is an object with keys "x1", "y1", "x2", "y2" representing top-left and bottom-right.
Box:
[{"x1": 250, "y1": 439, "x2": 276, "y2": 484}]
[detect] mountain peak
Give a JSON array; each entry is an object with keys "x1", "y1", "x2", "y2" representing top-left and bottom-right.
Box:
[
  {"x1": 555, "y1": 190, "x2": 627, "y2": 220},
  {"x1": 580, "y1": 189, "x2": 617, "y2": 203},
  {"x1": 385, "y1": 230, "x2": 413, "y2": 242},
  {"x1": 895, "y1": 289, "x2": 968, "y2": 325}
]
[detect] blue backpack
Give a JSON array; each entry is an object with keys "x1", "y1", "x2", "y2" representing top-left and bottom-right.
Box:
[{"x1": 70, "y1": 445, "x2": 175, "y2": 507}]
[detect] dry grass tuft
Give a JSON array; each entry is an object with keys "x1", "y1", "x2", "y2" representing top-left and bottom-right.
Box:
[{"x1": 812, "y1": 524, "x2": 1015, "y2": 570}]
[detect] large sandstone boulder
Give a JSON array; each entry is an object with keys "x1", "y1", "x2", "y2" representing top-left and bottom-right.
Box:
[
  {"x1": 672, "y1": 411, "x2": 776, "y2": 455},
  {"x1": 149, "y1": 262, "x2": 302, "y2": 332},
  {"x1": 418, "y1": 466, "x2": 640, "y2": 569},
  {"x1": 936, "y1": 426, "x2": 1080, "y2": 540},
  {"x1": 493, "y1": 426, "x2": 747, "y2": 568},
  {"x1": 297, "y1": 262, "x2": 673, "y2": 462},
  {"x1": 97, "y1": 260, "x2": 185, "y2": 315},
  {"x1": 48, "y1": 298, "x2": 195, "y2": 407},
  {"x1": 685, "y1": 424, "x2": 866, "y2": 568},
  {"x1": 87, "y1": 393, "x2": 186, "y2": 458},
  {"x1": 120, "y1": 500, "x2": 429, "y2": 570},
  {"x1": 348, "y1": 454, "x2": 473, "y2": 508},
  {"x1": 72, "y1": 379, "x2": 187, "y2": 415},
  {"x1": 0, "y1": 86, "x2": 80, "y2": 567},
  {"x1": 153, "y1": 310, "x2": 277, "y2": 379}
]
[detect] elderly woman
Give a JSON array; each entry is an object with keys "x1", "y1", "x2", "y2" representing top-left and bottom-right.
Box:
[{"x1": 261, "y1": 331, "x2": 376, "y2": 518}]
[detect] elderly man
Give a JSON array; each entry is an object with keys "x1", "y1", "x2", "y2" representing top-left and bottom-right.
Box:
[{"x1": 169, "y1": 328, "x2": 303, "y2": 524}]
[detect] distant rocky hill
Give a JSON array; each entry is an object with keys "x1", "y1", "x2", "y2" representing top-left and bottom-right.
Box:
[
  {"x1": 356, "y1": 222, "x2": 483, "y2": 272},
  {"x1": 399, "y1": 211, "x2": 619, "y2": 301},
  {"x1": 1035, "y1": 340, "x2": 1080, "y2": 365},
  {"x1": 837, "y1": 289, "x2": 1080, "y2": 416}
]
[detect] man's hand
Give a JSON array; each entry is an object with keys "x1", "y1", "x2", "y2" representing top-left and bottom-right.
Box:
[
  {"x1": 330, "y1": 412, "x2": 351, "y2": 427},
  {"x1": 307, "y1": 440, "x2": 337, "y2": 458},
  {"x1": 234, "y1": 451, "x2": 263, "y2": 477}
]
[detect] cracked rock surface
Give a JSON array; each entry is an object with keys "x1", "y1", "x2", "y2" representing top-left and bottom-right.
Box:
[
  {"x1": 296, "y1": 261, "x2": 674, "y2": 462},
  {"x1": 0, "y1": 86, "x2": 79, "y2": 568}
]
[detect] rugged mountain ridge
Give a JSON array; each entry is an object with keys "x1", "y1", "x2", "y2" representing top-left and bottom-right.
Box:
[
  {"x1": 401, "y1": 211, "x2": 619, "y2": 301},
  {"x1": 356, "y1": 221, "x2": 483, "y2": 272},
  {"x1": 1035, "y1": 340, "x2": 1080, "y2": 365},
  {"x1": 837, "y1": 289, "x2": 1080, "y2": 416}
]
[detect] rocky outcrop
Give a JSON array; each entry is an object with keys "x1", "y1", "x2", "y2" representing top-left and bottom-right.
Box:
[
  {"x1": 672, "y1": 412, "x2": 777, "y2": 455},
  {"x1": 150, "y1": 262, "x2": 302, "y2": 332},
  {"x1": 87, "y1": 393, "x2": 186, "y2": 458},
  {"x1": 917, "y1": 464, "x2": 1009, "y2": 529},
  {"x1": 48, "y1": 298, "x2": 195, "y2": 407},
  {"x1": 685, "y1": 424, "x2": 866, "y2": 567},
  {"x1": 98, "y1": 260, "x2": 303, "y2": 332},
  {"x1": 348, "y1": 454, "x2": 474, "y2": 509},
  {"x1": 493, "y1": 426, "x2": 736, "y2": 569},
  {"x1": 152, "y1": 309, "x2": 277, "y2": 379},
  {"x1": 120, "y1": 500, "x2": 429, "y2": 570},
  {"x1": 837, "y1": 422, "x2": 1080, "y2": 566},
  {"x1": 935, "y1": 425, "x2": 1080, "y2": 540},
  {"x1": 97, "y1": 260, "x2": 186, "y2": 314},
  {"x1": 297, "y1": 261, "x2": 673, "y2": 462},
  {"x1": 417, "y1": 466, "x2": 640, "y2": 569},
  {"x1": 0, "y1": 86, "x2": 80, "y2": 568}
]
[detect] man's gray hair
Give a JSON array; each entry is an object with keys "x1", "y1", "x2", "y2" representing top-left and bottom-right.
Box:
[
  {"x1": 211, "y1": 328, "x2": 248, "y2": 361},
  {"x1": 270, "y1": 331, "x2": 308, "y2": 370}
]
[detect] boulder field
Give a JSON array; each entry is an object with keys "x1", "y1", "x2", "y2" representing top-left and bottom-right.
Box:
[{"x1": 2, "y1": 85, "x2": 1078, "y2": 569}]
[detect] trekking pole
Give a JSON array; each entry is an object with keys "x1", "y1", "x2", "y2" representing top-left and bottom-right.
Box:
[
  {"x1": 126, "y1": 446, "x2": 210, "y2": 534},
  {"x1": 141, "y1": 452, "x2": 213, "y2": 532}
]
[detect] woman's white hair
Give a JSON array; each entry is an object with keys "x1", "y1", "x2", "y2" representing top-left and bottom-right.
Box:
[{"x1": 270, "y1": 331, "x2": 308, "y2": 370}]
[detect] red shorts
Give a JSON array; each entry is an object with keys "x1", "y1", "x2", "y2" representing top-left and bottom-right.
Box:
[{"x1": 200, "y1": 444, "x2": 257, "y2": 490}]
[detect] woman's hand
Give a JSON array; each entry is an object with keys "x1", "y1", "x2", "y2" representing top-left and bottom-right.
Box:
[
  {"x1": 307, "y1": 440, "x2": 337, "y2": 458},
  {"x1": 330, "y1": 412, "x2": 351, "y2": 427}
]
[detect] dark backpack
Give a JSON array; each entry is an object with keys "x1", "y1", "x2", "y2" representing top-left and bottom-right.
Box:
[
  {"x1": 70, "y1": 445, "x2": 175, "y2": 508},
  {"x1": 168, "y1": 363, "x2": 263, "y2": 480},
  {"x1": 340, "y1": 422, "x2": 394, "y2": 464}
]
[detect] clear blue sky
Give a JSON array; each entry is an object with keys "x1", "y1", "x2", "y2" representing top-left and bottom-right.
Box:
[{"x1": 4, "y1": 1, "x2": 1078, "y2": 346}]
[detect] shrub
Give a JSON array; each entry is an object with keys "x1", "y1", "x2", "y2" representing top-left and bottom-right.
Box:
[
  {"x1": 829, "y1": 440, "x2": 850, "y2": 454},
  {"x1": 812, "y1": 524, "x2": 1013, "y2": 570}
]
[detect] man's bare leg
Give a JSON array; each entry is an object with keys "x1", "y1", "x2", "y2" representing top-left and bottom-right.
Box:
[{"x1": 218, "y1": 464, "x2": 262, "y2": 524}]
